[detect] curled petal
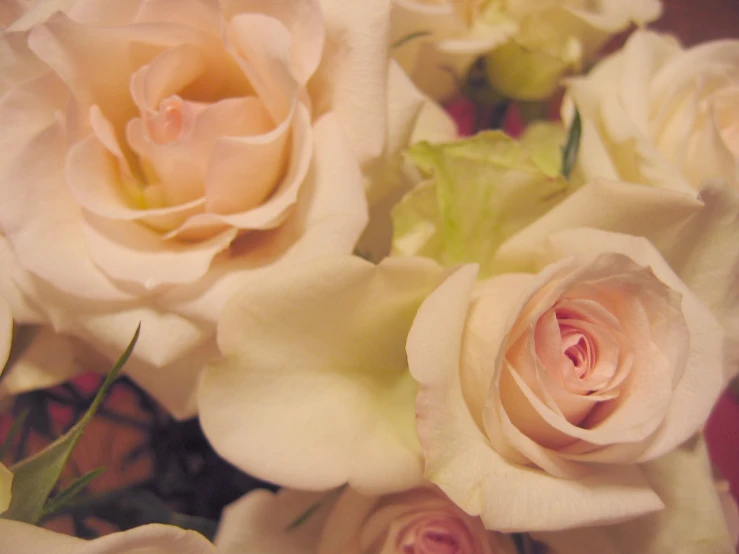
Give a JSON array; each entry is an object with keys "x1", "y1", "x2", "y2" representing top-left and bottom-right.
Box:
[{"x1": 199, "y1": 255, "x2": 445, "y2": 493}]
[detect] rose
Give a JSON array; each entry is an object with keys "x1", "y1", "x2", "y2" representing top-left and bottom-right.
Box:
[
  {"x1": 407, "y1": 227, "x2": 725, "y2": 531},
  {"x1": 215, "y1": 486, "x2": 517, "y2": 554},
  {"x1": 0, "y1": 0, "x2": 443, "y2": 417},
  {"x1": 0, "y1": 521, "x2": 217, "y2": 553},
  {"x1": 565, "y1": 30, "x2": 739, "y2": 193},
  {"x1": 391, "y1": 0, "x2": 660, "y2": 101}
]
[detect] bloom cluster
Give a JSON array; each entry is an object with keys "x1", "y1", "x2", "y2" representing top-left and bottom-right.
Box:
[{"x1": 0, "y1": 0, "x2": 738, "y2": 553}]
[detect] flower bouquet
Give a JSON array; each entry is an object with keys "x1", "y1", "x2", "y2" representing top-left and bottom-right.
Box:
[{"x1": 0, "y1": 0, "x2": 738, "y2": 552}]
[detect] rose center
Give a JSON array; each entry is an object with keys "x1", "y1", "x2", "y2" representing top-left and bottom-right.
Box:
[
  {"x1": 559, "y1": 322, "x2": 594, "y2": 380},
  {"x1": 397, "y1": 518, "x2": 472, "y2": 554},
  {"x1": 147, "y1": 96, "x2": 187, "y2": 144}
]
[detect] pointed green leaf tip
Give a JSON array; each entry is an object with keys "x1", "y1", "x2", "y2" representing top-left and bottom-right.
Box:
[
  {"x1": 392, "y1": 127, "x2": 569, "y2": 278},
  {"x1": 561, "y1": 108, "x2": 581, "y2": 179},
  {"x1": 41, "y1": 467, "x2": 106, "y2": 518},
  {"x1": 2, "y1": 324, "x2": 141, "y2": 523}
]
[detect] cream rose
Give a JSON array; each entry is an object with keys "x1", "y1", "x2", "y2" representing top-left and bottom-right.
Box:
[
  {"x1": 408, "y1": 227, "x2": 725, "y2": 531},
  {"x1": 565, "y1": 30, "x2": 739, "y2": 192},
  {"x1": 391, "y1": 0, "x2": 660, "y2": 101},
  {"x1": 215, "y1": 486, "x2": 517, "y2": 554},
  {"x1": 0, "y1": 521, "x2": 217, "y2": 554},
  {"x1": 0, "y1": 0, "x2": 446, "y2": 416}
]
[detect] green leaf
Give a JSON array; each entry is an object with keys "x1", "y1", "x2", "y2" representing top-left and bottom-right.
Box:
[
  {"x1": 393, "y1": 132, "x2": 569, "y2": 277},
  {"x1": 2, "y1": 324, "x2": 140, "y2": 523},
  {"x1": 391, "y1": 31, "x2": 431, "y2": 50},
  {"x1": 561, "y1": 108, "x2": 581, "y2": 179},
  {"x1": 41, "y1": 467, "x2": 106, "y2": 517}
]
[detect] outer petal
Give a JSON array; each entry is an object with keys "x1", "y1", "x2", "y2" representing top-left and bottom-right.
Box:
[
  {"x1": 199, "y1": 255, "x2": 445, "y2": 493},
  {"x1": 408, "y1": 264, "x2": 663, "y2": 532},
  {"x1": 0, "y1": 519, "x2": 84, "y2": 553},
  {"x1": 77, "y1": 524, "x2": 217, "y2": 554},
  {"x1": 215, "y1": 489, "x2": 329, "y2": 554},
  {"x1": 656, "y1": 182, "x2": 739, "y2": 380},
  {"x1": 492, "y1": 179, "x2": 703, "y2": 274},
  {"x1": 310, "y1": 0, "x2": 390, "y2": 167},
  {"x1": 6, "y1": 0, "x2": 79, "y2": 31},
  {"x1": 0, "y1": 31, "x2": 49, "y2": 98},
  {"x1": 220, "y1": 0, "x2": 324, "y2": 84},
  {"x1": 0, "y1": 521, "x2": 217, "y2": 554},
  {"x1": 0, "y1": 326, "x2": 91, "y2": 397},
  {"x1": 534, "y1": 437, "x2": 737, "y2": 554},
  {"x1": 0, "y1": 119, "x2": 135, "y2": 302}
]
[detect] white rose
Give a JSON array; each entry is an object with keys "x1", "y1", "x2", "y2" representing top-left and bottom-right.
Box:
[
  {"x1": 391, "y1": 0, "x2": 661, "y2": 101},
  {"x1": 408, "y1": 227, "x2": 725, "y2": 531},
  {"x1": 0, "y1": 0, "x2": 442, "y2": 417},
  {"x1": 565, "y1": 30, "x2": 739, "y2": 192},
  {"x1": 215, "y1": 486, "x2": 518, "y2": 554}
]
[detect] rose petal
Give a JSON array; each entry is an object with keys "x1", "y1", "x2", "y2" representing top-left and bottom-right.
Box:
[
  {"x1": 657, "y1": 182, "x2": 739, "y2": 382},
  {"x1": 215, "y1": 489, "x2": 328, "y2": 554},
  {"x1": 165, "y1": 101, "x2": 311, "y2": 236},
  {"x1": 309, "y1": 0, "x2": 390, "y2": 166},
  {"x1": 0, "y1": 70, "x2": 68, "y2": 180},
  {"x1": 76, "y1": 524, "x2": 217, "y2": 554},
  {"x1": 66, "y1": 130, "x2": 208, "y2": 233},
  {"x1": 493, "y1": 179, "x2": 703, "y2": 274},
  {"x1": 132, "y1": 0, "x2": 222, "y2": 35},
  {"x1": 80, "y1": 211, "x2": 237, "y2": 288},
  {"x1": 0, "y1": 326, "x2": 90, "y2": 396},
  {"x1": 534, "y1": 436, "x2": 737, "y2": 554},
  {"x1": 199, "y1": 255, "x2": 445, "y2": 493},
  {"x1": 221, "y1": 0, "x2": 325, "y2": 85},
  {"x1": 159, "y1": 111, "x2": 366, "y2": 323},
  {"x1": 0, "y1": 120, "x2": 134, "y2": 302},
  {"x1": 64, "y1": 0, "x2": 144, "y2": 27},
  {"x1": 0, "y1": 30, "x2": 50, "y2": 98},
  {"x1": 204, "y1": 100, "x2": 290, "y2": 215},
  {"x1": 226, "y1": 12, "x2": 296, "y2": 124},
  {"x1": 0, "y1": 519, "x2": 84, "y2": 553},
  {"x1": 27, "y1": 13, "x2": 198, "y2": 133}
]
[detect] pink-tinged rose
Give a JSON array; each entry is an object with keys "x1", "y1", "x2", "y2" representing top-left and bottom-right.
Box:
[
  {"x1": 0, "y1": 521, "x2": 217, "y2": 554},
  {"x1": 215, "y1": 486, "x2": 517, "y2": 554},
  {"x1": 564, "y1": 30, "x2": 739, "y2": 193},
  {"x1": 0, "y1": 0, "x2": 428, "y2": 416},
  {"x1": 408, "y1": 227, "x2": 725, "y2": 532}
]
